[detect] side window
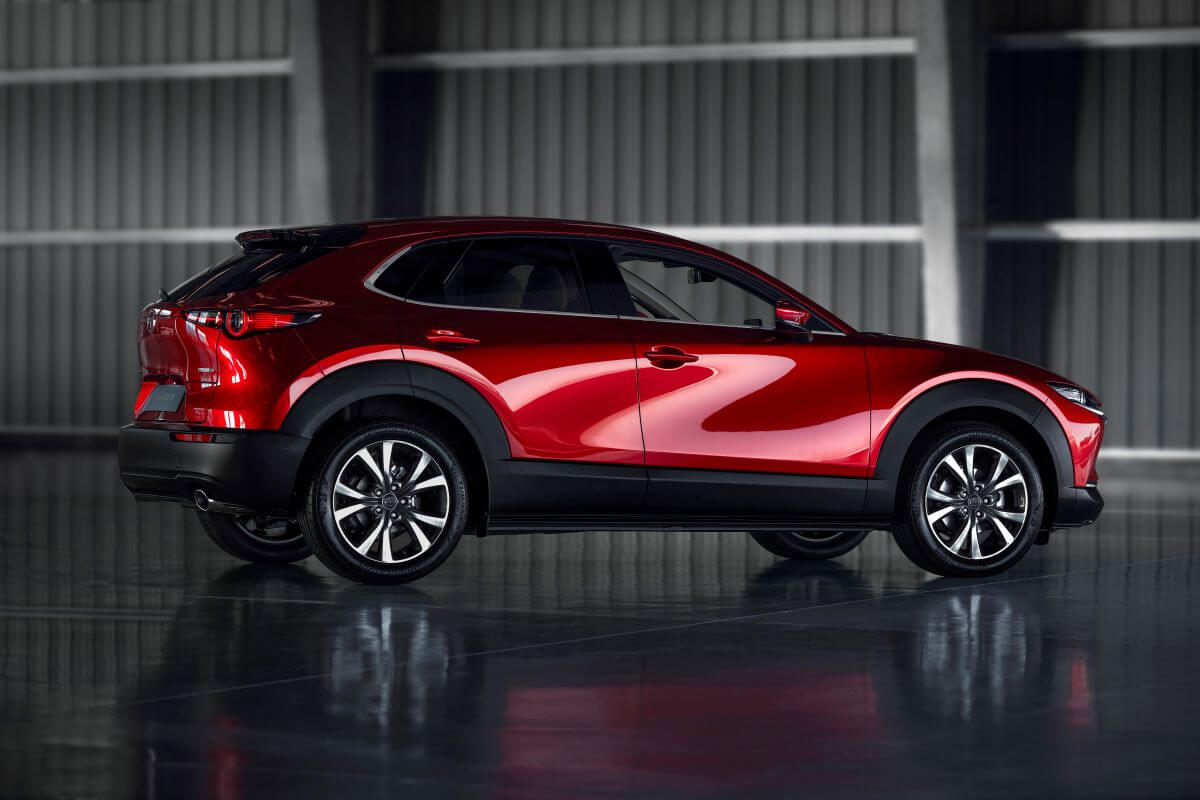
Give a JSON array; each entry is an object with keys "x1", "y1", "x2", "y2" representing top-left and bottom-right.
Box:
[
  {"x1": 408, "y1": 237, "x2": 592, "y2": 314},
  {"x1": 373, "y1": 240, "x2": 467, "y2": 298},
  {"x1": 613, "y1": 249, "x2": 776, "y2": 328}
]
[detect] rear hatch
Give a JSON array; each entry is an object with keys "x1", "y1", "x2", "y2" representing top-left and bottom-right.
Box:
[{"x1": 132, "y1": 225, "x2": 363, "y2": 422}]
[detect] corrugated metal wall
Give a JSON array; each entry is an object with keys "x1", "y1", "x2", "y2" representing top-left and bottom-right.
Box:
[
  {"x1": 0, "y1": 0, "x2": 290, "y2": 67},
  {"x1": 1, "y1": 0, "x2": 1198, "y2": 448},
  {"x1": 0, "y1": 0, "x2": 294, "y2": 431},
  {"x1": 985, "y1": 1, "x2": 1200, "y2": 449},
  {"x1": 375, "y1": 0, "x2": 923, "y2": 338}
]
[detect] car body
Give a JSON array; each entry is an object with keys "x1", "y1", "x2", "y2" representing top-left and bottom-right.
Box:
[{"x1": 118, "y1": 217, "x2": 1104, "y2": 582}]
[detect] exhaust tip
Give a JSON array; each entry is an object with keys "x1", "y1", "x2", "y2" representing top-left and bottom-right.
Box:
[{"x1": 194, "y1": 489, "x2": 210, "y2": 511}]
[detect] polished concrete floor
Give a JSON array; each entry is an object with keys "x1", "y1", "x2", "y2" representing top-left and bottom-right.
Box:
[{"x1": 1, "y1": 447, "x2": 1198, "y2": 798}]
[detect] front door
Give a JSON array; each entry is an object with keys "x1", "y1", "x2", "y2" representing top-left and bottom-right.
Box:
[{"x1": 607, "y1": 243, "x2": 871, "y2": 516}]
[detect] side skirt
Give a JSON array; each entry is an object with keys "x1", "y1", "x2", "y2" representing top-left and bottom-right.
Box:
[{"x1": 484, "y1": 514, "x2": 891, "y2": 534}]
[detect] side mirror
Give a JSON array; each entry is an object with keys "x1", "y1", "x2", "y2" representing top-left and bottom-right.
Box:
[{"x1": 775, "y1": 302, "x2": 813, "y2": 342}]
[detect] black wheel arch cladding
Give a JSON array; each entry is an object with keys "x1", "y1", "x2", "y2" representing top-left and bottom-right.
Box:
[{"x1": 865, "y1": 379, "x2": 1075, "y2": 520}]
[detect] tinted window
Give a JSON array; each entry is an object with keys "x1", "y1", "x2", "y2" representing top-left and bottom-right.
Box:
[
  {"x1": 409, "y1": 238, "x2": 591, "y2": 314},
  {"x1": 612, "y1": 246, "x2": 836, "y2": 332},
  {"x1": 614, "y1": 251, "x2": 775, "y2": 328},
  {"x1": 373, "y1": 240, "x2": 468, "y2": 299},
  {"x1": 167, "y1": 246, "x2": 333, "y2": 302}
]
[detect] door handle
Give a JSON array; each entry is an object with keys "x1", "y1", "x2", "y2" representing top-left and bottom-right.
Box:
[
  {"x1": 424, "y1": 329, "x2": 480, "y2": 348},
  {"x1": 644, "y1": 345, "x2": 699, "y2": 367}
]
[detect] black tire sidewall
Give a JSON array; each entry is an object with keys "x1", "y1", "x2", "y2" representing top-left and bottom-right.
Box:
[
  {"x1": 751, "y1": 530, "x2": 870, "y2": 560},
  {"x1": 302, "y1": 422, "x2": 469, "y2": 584},
  {"x1": 904, "y1": 425, "x2": 1043, "y2": 577},
  {"x1": 197, "y1": 510, "x2": 311, "y2": 564}
]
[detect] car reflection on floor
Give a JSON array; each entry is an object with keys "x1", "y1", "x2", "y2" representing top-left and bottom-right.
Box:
[{"x1": 1, "y1": 448, "x2": 1195, "y2": 798}]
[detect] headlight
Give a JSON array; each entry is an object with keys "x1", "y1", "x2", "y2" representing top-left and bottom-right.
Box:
[{"x1": 1048, "y1": 382, "x2": 1104, "y2": 416}]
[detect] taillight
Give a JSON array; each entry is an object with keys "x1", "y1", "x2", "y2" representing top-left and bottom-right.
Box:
[{"x1": 184, "y1": 309, "x2": 320, "y2": 338}]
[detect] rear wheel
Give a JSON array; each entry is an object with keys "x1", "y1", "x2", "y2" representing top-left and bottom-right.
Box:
[
  {"x1": 892, "y1": 423, "x2": 1044, "y2": 577},
  {"x1": 299, "y1": 421, "x2": 469, "y2": 584},
  {"x1": 197, "y1": 510, "x2": 311, "y2": 563},
  {"x1": 750, "y1": 530, "x2": 870, "y2": 560}
]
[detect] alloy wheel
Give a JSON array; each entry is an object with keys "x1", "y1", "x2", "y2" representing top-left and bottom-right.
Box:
[
  {"x1": 923, "y1": 443, "x2": 1027, "y2": 560},
  {"x1": 330, "y1": 440, "x2": 451, "y2": 564}
]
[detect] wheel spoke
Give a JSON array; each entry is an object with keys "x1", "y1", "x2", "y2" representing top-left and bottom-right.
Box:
[
  {"x1": 964, "y1": 445, "x2": 976, "y2": 486},
  {"x1": 927, "y1": 487, "x2": 957, "y2": 504},
  {"x1": 408, "y1": 474, "x2": 447, "y2": 494},
  {"x1": 928, "y1": 505, "x2": 958, "y2": 525},
  {"x1": 354, "y1": 446, "x2": 385, "y2": 485},
  {"x1": 991, "y1": 473, "x2": 1024, "y2": 492},
  {"x1": 940, "y1": 452, "x2": 970, "y2": 487},
  {"x1": 335, "y1": 502, "x2": 369, "y2": 521},
  {"x1": 380, "y1": 523, "x2": 395, "y2": 562},
  {"x1": 949, "y1": 516, "x2": 972, "y2": 554},
  {"x1": 989, "y1": 514, "x2": 1015, "y2": 545},
  {"x1": 410, "y1": 511, "x2": 447, "y2": 528},
  {"x1": 991, "y1": 508, "x2": 1026, "y2": 523},
  {"x1": 335, "y1": 481, "x2": 368, "y2": 500},
  {"x1": 986, "y1": 453, "x2": 1010, "y2": 492},
  {"x1": 969, "y1": 517, "x2": 982, "y2": 559},
  {"x1": 381, "y1": 441, "x2": 394, "y2": 482},
  {"x1": 409, "y1": 451, "x2": 431, "y2": 484},
  {"x1": 407, "y1": 518, "x2": 432, "y2": 552},
  {"x1": 354, "y1": 516, "x2": 386, "y2": 555}
]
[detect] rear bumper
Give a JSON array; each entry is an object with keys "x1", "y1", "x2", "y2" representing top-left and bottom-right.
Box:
[
  {"x1": 1052, "y1": 484, "x2": 1105, "y2": 528},
  {"x1": 118, "y1": 424, "x2": 308, "y2": 515}
]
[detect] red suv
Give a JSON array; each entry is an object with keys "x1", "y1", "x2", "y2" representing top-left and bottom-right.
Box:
[{"x1": 118, "y1": 218, "x2": 1104, "y2": 583}]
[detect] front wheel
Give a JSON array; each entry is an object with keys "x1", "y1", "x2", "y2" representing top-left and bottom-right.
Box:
[
  {"x1": 299, "y1": 421, "x2": 470, "y2": 584},
  {"x1": 891, "y1": 423, "x2": 1044, "y2": 577},
  {"x1": 750, "y1": 530, "x2": 870, "y2": 560},
  {"x1": 197, "y1": 510, "x2": 311, "y2": 563}
]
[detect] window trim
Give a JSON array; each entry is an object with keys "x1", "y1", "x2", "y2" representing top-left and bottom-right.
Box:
[{"x1": 364, "y1": 234, "x2": 621, "y2": 318}]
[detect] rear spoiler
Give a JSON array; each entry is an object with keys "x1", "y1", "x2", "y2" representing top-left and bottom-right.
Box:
[{"x1": 236, "y1": 223, "x2": 367, "y2": 252}]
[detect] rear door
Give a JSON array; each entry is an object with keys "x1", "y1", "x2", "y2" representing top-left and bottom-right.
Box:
[{"x1": 392, "y1": 235, "x2": 645, "y2": 513}]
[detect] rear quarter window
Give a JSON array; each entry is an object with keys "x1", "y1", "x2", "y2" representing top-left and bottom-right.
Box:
[{"x1": 371, "y1": 240, "x2": 469, "y2": 299}]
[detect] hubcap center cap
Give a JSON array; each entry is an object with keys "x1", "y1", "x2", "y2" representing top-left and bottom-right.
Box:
[
  {"x1": 381, "y1": 493, "x2": 400, "y2": 511},
  {"x1": 966, "y1": 494, "x2": 983, "y2": 511}
]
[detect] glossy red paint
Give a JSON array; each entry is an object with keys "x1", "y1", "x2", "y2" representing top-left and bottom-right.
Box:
[
  {"x1": 627, "y1": 319, "x2": 871, "y2": 476},
  {"x1": 132, "y1": 217, "x2": 1104, "y2": 491},
  {"x1": 397, "y1": 304, "x2": 643, "y2": 464},
  {"x1": 862, "y1": 335, "x2": 1105, "y2": 487}
]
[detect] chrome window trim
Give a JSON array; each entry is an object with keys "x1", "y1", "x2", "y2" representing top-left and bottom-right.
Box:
[{"x1": 619, "y1": 315, "x2": 847, "y2": 335}]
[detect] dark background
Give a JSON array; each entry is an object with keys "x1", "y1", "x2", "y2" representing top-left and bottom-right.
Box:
[{"x1": 0, "y1": 0, "x2": 1197, "y2": 457}]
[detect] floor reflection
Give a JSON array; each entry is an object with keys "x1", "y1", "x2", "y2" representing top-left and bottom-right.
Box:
[{"x1": 0, "y1": 448, "x2": 1198, "y2": 797}]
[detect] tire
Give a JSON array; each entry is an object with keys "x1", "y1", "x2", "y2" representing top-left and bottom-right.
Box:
[
  {"x1": 891, "y1": 423, "x2": 1044, "y2": 578},
  {"x1": 750, "y1": 530, "x2": 870, "y2": 560},
  {"x1": 197, "y1": 510, "x2": 311, "y2": 564},
  {"x1": 299, "y1": 421, "x2": 469, "y2": 584}
]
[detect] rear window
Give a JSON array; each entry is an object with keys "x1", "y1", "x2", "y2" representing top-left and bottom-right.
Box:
[{"x1": 167, "y1": 246, "x2": 334, "y2": 302}]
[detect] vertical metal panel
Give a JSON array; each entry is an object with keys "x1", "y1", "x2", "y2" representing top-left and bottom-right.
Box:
[
  {"x1": 984, "y1": 242, "x2": 1200, "y2": 449},
  {"x1": 0, "y1": 0, "x2": 290, "y2": 69},
  {"x1": 987, "y1": 0, "x2": 1199, "y2": 31},
  {"x1": 0, "y1": 243, "x2": 239, "y2": 428},
  {"x1": 985, "y1": 29, "x2": 1200, "y2": 449},
  {"x1": 377, "y1": 58, "x2": 918, "y2": 225},
  {"x1": 379, "y1": 0, "x2": 917, "y2": 51}
]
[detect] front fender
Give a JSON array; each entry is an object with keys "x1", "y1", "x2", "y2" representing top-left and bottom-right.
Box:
[{"x1": 864, "y1": 379, "x2": 1075, "y2": 517}]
